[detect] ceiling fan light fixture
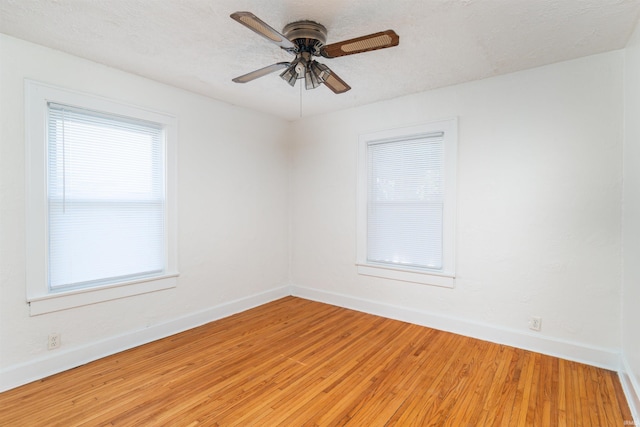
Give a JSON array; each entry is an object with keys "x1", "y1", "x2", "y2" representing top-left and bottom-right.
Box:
[
  {"x1": 280, "y1": 66, "x2": 298, "y2": 87},
  {"x1": 280, "y1": 57, "x2": 303, "y2": 86},
  {"x1": 305, "y1": 68, "x2": 320, "y2": 90},
  {"x1": 311, "y1": 61, "x2": 331, "y2": 82},
  {"x1": 305, "y1": 61, "x2": 330, "y2": 90}
]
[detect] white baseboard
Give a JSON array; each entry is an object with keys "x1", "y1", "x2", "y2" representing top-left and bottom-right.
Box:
[
  {"x1": 290, "y1": 285, "x2": 621, "y2": 371},
  {"x1": 0, "y1": 286, "x2": 291, "y2": 393},
  {"x1": 620, "y1": 354, "x2": 640, "y2": 424},
  {"x1": 1, "y1": 284, "x2": 627, "y2": 400}
]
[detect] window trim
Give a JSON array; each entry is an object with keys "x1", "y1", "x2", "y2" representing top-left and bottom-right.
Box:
[
  {"x1": 356, "y1": 119, "x2": 457, "y2": 288},
  {"x1": 25, "y1": 80, "x2": 179, "y2": 315}
]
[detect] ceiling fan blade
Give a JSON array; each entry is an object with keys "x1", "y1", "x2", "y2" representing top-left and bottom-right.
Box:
[
  {"x1": 230, "y1": 12, "x2": 296, "y2": 50},
  {"x1": 232, "y1": 62, "x2": 290, "y2": 83},
  {"x1": 322, "y1": 68, "x2": 351, "y2": 94},
  {"x1": 320, "y1": 30, "x2": 399, "y2": 58}
]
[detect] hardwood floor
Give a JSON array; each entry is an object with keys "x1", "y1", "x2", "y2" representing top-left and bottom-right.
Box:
[{"x1": 0, "y1": 297, "x2": 633, "y2": 426}]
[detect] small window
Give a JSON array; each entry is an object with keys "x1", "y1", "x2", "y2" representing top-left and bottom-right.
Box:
[
  {"x1": 357, "y1": 119, "x2": 457, "y2": 287},
  {"x1": 26, "y1": 81, "x2": 178, "y2": 315}
]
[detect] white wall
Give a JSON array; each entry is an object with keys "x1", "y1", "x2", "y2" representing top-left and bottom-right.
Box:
[
  {"x1": 622, "y1": 19, "x2": 640, "y2": 421},
  {"x1": 0, "y1": 34, "x2": 290, "y2": 390},
  {"x1": 0, "y1": 29, "x2": 633, "y2": 400},
  {"x1": 290, "y1": 51, "x2": 624, "y2": 367}
]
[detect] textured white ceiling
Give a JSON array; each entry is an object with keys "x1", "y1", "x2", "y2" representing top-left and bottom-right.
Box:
[{"x1": 1, "y1": 0, "x2": 639, "y2": 121}]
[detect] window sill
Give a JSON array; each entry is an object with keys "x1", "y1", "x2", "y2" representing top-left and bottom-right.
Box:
[
  {"x1": 357, "y1": 263, "x2": 454, "y2": 288},
  {"x1": 27, "y1": 273, "x2": 179, "y2": 316}
]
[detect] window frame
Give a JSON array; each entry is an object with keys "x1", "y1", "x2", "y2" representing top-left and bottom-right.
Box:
[
  {"x1": 25, "y1": 80, "x2": 179, "y2": 315},
  {"x1": 356, "y1": 119, "x2": 457, "y2": 288}
]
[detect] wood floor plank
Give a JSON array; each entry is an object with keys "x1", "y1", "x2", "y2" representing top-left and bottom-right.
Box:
[
  {"x1": 489, "y1": 347, "x2": 521, "y2": 426},
  {"x1": 0, "y1": 297, "x2": 633, "y2": 426},
  {"x1": 474, "y1": 346, "x2": 516, "y2": 426},
  {"x1": 455, "y1": 342, "x2": 504, "y2": 426}
]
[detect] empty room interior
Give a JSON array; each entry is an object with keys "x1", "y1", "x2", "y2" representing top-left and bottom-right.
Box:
[{"x1": 1, "y1": 0, "x2": 640, "y2": 425}]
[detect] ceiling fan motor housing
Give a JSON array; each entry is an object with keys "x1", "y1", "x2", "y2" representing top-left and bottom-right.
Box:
[{"x1": 282, "y1": 20, "x2": 328, "y2": 54}]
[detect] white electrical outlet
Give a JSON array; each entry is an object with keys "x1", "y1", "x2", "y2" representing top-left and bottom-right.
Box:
[
  {"x1": 529, "y1": 317, "x2": 542, "y2": 331},
  {"x1": 48, "y1": 333, "x2": 61, "y2": 350}
]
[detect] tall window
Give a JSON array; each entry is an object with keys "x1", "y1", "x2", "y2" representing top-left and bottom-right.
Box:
[
  {"x1": 26, "y1": 81, "x2": 178, "y2": 315},
  {"x1": 357, "y1": 119, "x2": 457, "y2": 287},
  {"x1": 47, "y1": 104, "x2": 166, "y2": 291}
]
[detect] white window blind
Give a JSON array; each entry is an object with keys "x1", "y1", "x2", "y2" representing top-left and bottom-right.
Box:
[
  {"x1": 367, "y1": 132, "x2": 445, "y2": 270},
  {"x1": 47, "y1": 103, "x2": 166, "y2": 291}
]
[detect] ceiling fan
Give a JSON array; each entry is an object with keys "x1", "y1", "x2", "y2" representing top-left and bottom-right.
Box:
[{"x1": 230, "y1": 11, "x2": 400, "y2": 94}]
